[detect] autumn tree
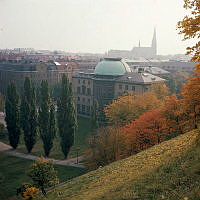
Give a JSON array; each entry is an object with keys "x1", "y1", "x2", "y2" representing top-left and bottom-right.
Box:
[
  {"x1": 123, "y1": 109, "x2": 169, "y2": 155},
  {"x1": 178, "y1": 0, "x2": 200, "y2": 129},
  {"x1": 150, "y1": 83, "x2": 169, "y2": 101},
  {"x1": 5, "y1": 83, "x2": 21, "y2": 149},
  {"x1": 28, "y1": 157, "x2": 59, "y2": 195},
  {"x1": 104, "y1": 92, "x2": 162, "y2": 126},
  {"x1": 86, "y1": 126, "x2": 125, "y2": 169}
]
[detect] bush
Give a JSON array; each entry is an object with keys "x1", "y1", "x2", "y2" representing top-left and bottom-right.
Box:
[{"x1": 28, "y1": 157, "x2": 59, "y2": 195}]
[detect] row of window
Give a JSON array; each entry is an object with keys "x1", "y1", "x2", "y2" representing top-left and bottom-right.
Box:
[
  {"x1": 77, "y1": 97, "x2": 90, "y2": 104},
  {"x1": 78, "y1": 79, "x2": 90, "y2": 85},
  {"x1": 119, "y1": 84, "x2": 136, "y2": 91},
  {"x1": 77, "y1": 104, "x2": 91, "y2": 116},
  {"x1": 77, "y1": 86, "x2": 91, "y2": 95}
]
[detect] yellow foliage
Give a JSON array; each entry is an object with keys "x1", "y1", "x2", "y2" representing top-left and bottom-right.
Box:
[
  {"x1": 23, "y1": 187, "x2": 38, "y2": 200},
  {"x1": 104, "y1": 92, "x2": 162, "y2": 126}
]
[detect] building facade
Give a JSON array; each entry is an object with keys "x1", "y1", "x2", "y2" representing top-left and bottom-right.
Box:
[
  {"x1": 72, "y1": 58, "x2": 165, "y2": 118},
  {"x1": 107, "y1": 29, "x2": 157, "y2": 59},
  {"x1": 0, "y1": 60, "x2": 79, "y2": 95}
]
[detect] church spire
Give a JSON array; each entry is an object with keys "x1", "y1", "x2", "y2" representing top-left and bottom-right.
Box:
[
  {"x1": 138, "y1": 40, "x2": 141, "y2": 47},
  {"x1": 151, "y1": 28, "x2": 157, "y2": 55}
]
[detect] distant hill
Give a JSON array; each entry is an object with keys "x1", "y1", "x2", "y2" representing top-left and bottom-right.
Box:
[{"x1": 36, "y1": 130, "x2": 200, "y2": 200}]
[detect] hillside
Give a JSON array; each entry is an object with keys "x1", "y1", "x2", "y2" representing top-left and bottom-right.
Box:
[{"x1": 36, "y1": 130, "x2": 200, "y2": 200}]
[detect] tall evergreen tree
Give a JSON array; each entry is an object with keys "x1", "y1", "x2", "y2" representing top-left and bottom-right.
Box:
[
  {"x1": 38, "y1": 80, "x2": 56, "y2": 157},
  {"x1": 57, "y1": 75, "x2": 77, "y2": 158},
  {"x1": 20, "y1": 77, "x2": 38, "y2": 153},
  {"x1": 5, "y1": 83, "x2": 21, "y2": 149},
  {"x1": 91, "y1": 100, "x2": 99, "y2": 134}
]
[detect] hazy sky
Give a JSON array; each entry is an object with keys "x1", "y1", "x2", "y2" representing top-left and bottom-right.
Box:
[{"x1": 0, "y1": 0, "x2": 194, "y2": 55}]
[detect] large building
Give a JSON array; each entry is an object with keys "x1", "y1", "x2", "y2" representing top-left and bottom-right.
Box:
[
  {"x1": 108, "y1": 29, "x2": 157, "y2": 59},
  {"x1": 0, "y1": 60, "x2": 79, "y2": 95},
  {"x1": 72, "y1": 58, "x2": 165, "y2": 118}
]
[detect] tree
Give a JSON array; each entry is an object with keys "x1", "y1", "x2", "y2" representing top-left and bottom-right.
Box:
[
  {"x1": 178, "y1": 0, "x2": 200, "y2": 129},
  {"x1": 0, "y1": 93, "x2": 4, "y2": 112},
  {"x1": 20, "y1": 77, "x2": 38, "y2": 153},
  {"x1": 28, "y1": 157, "x2": 59, "y2": 195},
  {"x1": 38, "y1": 80, "x2": 56, "y2": 157},
  {"x1": 123, "y1": 109, "x2": 169, "y2": 155},
  {"x1": 86, "y1": 126, "x2": 125, "y2": 169},
  {"x1": 57, "y1": 75, "x2": 77, "y2": 158},
  {"x1": 161, "y1": 95, "x2": 187, "y2": 136},
  {"x1": 104, "y1": 92, "x2": 162, "y2": 126},
  {"x1": 5, "y1": 83, "x2": 21, "y2": 149},
  {"x1": 177, "y1": 0, "x2": 200, "y2": 63},
  {"x1": 90, "y1": 100, "x2": 99, "y2": 134},
  {"x1": 150, "y1": 82, "x2": 169, "y2": 101}
]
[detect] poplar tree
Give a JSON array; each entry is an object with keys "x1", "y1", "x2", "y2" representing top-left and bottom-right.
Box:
[
  {"x1": 20, "y1": 77, "x2": 38, "y2": 153},
  {"x1": 91, "y1": 100, "x2": 99, "y2": 134},
  {"x1": 57, "y1": 75, "x2": 77, "y2": 159},
  {"x1": 38, "y1": 80, "x2": 56, "y2": 157},
  {"x1": 5, "y1": 83, "x2": 21, "y2": 149}
]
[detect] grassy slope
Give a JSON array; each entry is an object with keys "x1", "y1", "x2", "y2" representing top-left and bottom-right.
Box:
[
  {"x1": 37, "y1": 130, "x2": 200, "y2": 200},
  {"x1": 0, "y1": 153, "x2": 86, "y2": 200}
]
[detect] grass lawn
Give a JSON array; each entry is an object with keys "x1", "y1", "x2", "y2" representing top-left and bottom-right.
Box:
[
  {"x1": 1, "y1": 117, "x2": 92, "y2": 160},
  {"x1": 36, "y1": 130, "x2": 200, "y2": 200},
  {"x1": 0, "y1": 153, "x2": 86, "y2": 200}
]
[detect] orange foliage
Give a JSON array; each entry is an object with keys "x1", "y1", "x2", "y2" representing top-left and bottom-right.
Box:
[
  {"x1": 123, "y1": 109, "x2": 169, "y2": 155},
  {"x1": 161, "y1": 95, "x2": 187, "y2": 135},
  {"x1": 181, "y1": 72, "x2": 200, "y2": 129}
]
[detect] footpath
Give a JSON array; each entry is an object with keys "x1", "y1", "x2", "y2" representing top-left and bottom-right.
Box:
[{"x1": 0, "y1": 142, "x2": 85, "y2": 168}]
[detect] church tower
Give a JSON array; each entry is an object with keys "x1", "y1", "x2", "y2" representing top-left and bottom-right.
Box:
[{"x1": 151, "y1": 28, "x2": 157, "y2": 56}]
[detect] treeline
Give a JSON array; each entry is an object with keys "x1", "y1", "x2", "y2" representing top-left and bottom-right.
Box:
[
  {"x1": 86, "y1": 75, "x2": 200, "y2": 169},
  {"x1": 5, "y1": 75, "x2": 77, "y2": 158}
]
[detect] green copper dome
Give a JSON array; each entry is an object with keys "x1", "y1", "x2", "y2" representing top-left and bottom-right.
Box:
[{"x1": 94, "y1": 58, "x2": 131, "y2": 76}]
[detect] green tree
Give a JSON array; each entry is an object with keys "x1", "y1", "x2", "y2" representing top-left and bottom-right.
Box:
[
  {"x1": 38, "y1": 80, "x2": 56, "y2": 157},
  {"x1": 5, "y1": 83, "x2": 21, "y2": 149},
  {"x1": 20, "y1": 77, "x2": 38, "y2": 153},
  {"x1": 90, "y1": 100, "x2": 99, "y2": 134},
  {"x1": 0, "y1": 93, "x2": 4, "y2": 112},
  {"x1": 28, "y1": 157, "x2": 59, "y2": 195},
  {"x1": 57, "y1": 75, "x2": 77, "y2": 158}
]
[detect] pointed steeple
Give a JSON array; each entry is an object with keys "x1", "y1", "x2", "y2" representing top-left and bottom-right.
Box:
[
  {"x1": 138, "y1": 40, "x2": 141, "y2": 47},
  {"x1": 151, "y1": 28, "x2": 157, "y2": 55}
]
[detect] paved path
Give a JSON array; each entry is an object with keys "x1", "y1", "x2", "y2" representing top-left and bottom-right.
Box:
[{"x1": 0, "y1": 142, "x2": 85, "y2": 168}]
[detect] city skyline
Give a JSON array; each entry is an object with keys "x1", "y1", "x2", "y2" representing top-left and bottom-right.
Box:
[{"x1": 0, "y1": 0, "x2": 196, "y2": 55}]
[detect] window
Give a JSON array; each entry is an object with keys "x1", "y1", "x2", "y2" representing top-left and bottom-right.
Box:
[
  {"x1": 82, "y1": 85, "x2": 86, "y2": 95},
  {"x1": 88, "y1": 80, "x2": 90, "y2": 85},
  {"x1": 88, "y1": 98, "x2": 90, "y2": 104},
  {"x1": 125, "y1": 85, "x2": 128, "y2": 90},
  {"x1": 87, "y1": 88, "x2": 91, "y2": 95},
  {"x1": 83, "y1": 80, "x2": 85, "y2": 84},
  {"x1": 132, "y1": 86, "x2": 135, "y2": 91},
  {"x1": 86, "y1": 106, "x2": 90, "y2": 115},
  {"x1": 77, "y1": 87, "x2": 80, "y2": 94},
  {"x1": 78, "y1": 79, "x2": 80, "y2": 84},
  {"x1": 82, "y1": 105, "x2": 86, "y2": 114},
  {"x1": 83, "y1": 97, "x2": 85, "y2": 103},
  {"x1": 77, "y1": 104, "x2": 80, "y2": 113},
  {"x1": 119, "y1": 84, "x2": 122, "y2": 90},
  {"x1": 78, "y1": 96, "x2": 80, "y2": 101}
]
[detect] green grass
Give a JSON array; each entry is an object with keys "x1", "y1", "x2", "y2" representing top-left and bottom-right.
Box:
[
  {"x1": 1, "y1": 117, "x2": 92, "y2": 160},
  {"x1": 0, "y1": 153, "x2": 86, "y2": 200},
  {"x1": 36, "y1": 130, "x2": 200, "y2": 200}
]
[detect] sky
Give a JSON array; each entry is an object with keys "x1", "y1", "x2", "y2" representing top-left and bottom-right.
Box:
[{"x1": 0, "y1": 0, "x2": 194, "y2": 55}]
